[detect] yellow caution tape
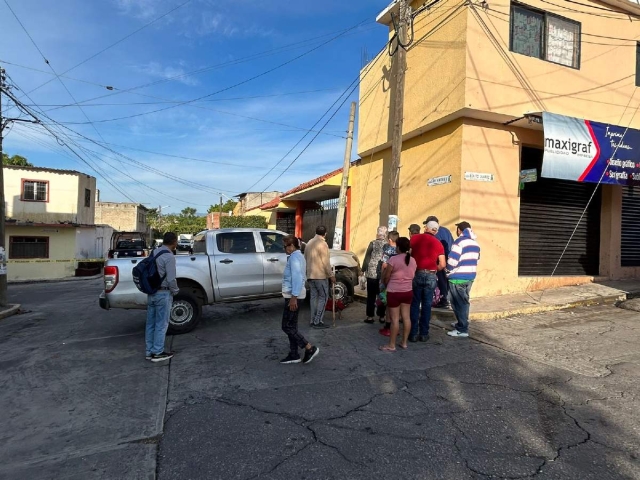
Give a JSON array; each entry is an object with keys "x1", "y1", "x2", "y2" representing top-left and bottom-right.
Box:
[{"x1": 7, "y1": 258, "x2": 105, "y2": 264}]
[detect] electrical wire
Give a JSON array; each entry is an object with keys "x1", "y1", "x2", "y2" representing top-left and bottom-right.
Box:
[
  {"x1": 13, "y1": 0, "x2": 193, "y2": 101},
  {"x1": 479, "y1": 5, "x2": 640, "y2": 43},
  {"x1": 4, "y1": 0, "x2": 113, "y2": 162},
  {"x1": 3, "y1": 76, "x2": 233, "y2": 204},
  {"x1": 36, "y1": 20, "x2": 374, "y2": 113},
  {"x1": 23, "y1": 20, "x2": 369, "y2": 127}
]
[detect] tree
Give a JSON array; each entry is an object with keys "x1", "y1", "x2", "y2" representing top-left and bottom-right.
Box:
[
  {"x1": 2, "y1": 153, "x2": 33, "y2": 167},
  {"x1": 180, "y1": 207, "x2": 197, "y2": 218},
  {"x1": 208, "y1": 199, "x2": 237, "y2": 214}
]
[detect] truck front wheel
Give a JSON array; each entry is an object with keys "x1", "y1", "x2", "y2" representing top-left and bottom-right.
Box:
[
  {"x1": 332, "y1": 271, "x2": 354, "y2": 302},
  {"x1": 168, "y1": 291, "x2": 202, "y2": 334}
]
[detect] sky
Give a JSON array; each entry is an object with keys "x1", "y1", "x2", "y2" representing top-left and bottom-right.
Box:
[{"x1": 1, "y1": 0, "x2": 390, "y2": 214}]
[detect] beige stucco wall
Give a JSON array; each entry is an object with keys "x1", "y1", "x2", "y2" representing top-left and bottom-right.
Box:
[
  {"x1": 465, "y1": 3, "x2": 640, "y2": 128},
  {"x1": 5, "y1": 226, "x2": 77, "y2": 281},
  {"x1": 4, "y1": 167, "x2": 95, "y2": 224},
  {"x1": 95, "y1": 203, "x2": 147, "y2": 233},
  {"x1": 350, "y1": 120, "x2": 464, "y2": 264},
  {"x1": 358, "y1": 0, "x2": 468, "y2": 156},
  {"x1": 459, "y1": 120, "x2": 632, "y2": 297}
]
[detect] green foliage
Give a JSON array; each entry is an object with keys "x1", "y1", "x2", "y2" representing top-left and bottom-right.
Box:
[
  {"x1": 208, "y1": 199, "x2": 237, "y2": 213},
  {"x1": 221, "y1": 216, "x2": 267, "y2": 229},
  {"x1": 2, "y1": 153, "x2": 33, "y2": 167},
  {"x1": 147, "y1": 207, "x2": 206, "y2": 238}
]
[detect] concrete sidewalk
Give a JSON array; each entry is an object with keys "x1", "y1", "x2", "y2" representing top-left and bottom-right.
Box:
[{"x1": 354, "y1": 279, "x2": 640, "y2": 321}]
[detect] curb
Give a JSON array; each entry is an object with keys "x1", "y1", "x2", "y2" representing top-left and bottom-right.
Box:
[
  {"x1": 0, "y1": 304, "x2": 21, "y2": 320},
  {"x1": 8, "y1": 274, "x2": 103, "y2": 285},
  {"x1": 354, "y1": 291, "x2": 625, "y2": 321}
]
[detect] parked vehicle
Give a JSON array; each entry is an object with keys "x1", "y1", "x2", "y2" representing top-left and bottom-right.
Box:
[
  {"x1": 107, "y1": 232, "x2": 149, "y2": 259},
  {"x1": 99, "y1": 228, "x2": 360, "y2": 334},
  {"x1": 176, "y1": 238, "x2": 193, "y2": 254}
]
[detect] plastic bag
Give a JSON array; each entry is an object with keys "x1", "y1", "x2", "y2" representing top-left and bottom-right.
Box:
[{"x1": 358, "y1": 274, "x2": 367, "y2": 290}]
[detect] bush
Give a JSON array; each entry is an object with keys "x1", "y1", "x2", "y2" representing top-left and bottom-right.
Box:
[{"x1": 221, "y1": 216, "x2": 268, "y2": 229}]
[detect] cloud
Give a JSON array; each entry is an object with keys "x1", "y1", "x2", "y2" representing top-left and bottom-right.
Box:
[
  {"x1": 113, "y1": 0, "x2": 159, "y2": 20},
  {"x1": 190, "y1": 11, "x2": 274, "y2": 38},
  {"x1": 133, "y1": 61, "x2": 200, "y2": 86}
]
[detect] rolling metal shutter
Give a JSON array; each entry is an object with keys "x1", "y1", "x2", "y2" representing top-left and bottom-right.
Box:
[
  {"x1": 518, "y1": 147, "x2": 601, "y2": 276},
  {"x1": 621, "y1": 187, "x2": 640, "y2": 266}
]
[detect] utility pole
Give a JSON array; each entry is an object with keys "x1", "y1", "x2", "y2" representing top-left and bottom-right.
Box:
[
  {"x1": 0, "y1": 66, "x2": 7, "y2": 307},
  {"x1": 388, "y1": 0, "x2": 409, "y2": 231},
  {"x1": 333, "y1": 101, "x2": 356, "y2": 250}
]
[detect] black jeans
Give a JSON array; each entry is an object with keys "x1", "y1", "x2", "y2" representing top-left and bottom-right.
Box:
[
  {"x1": 366, "y1": 278, "x2": 386, "y2": 318},
  {"x1": 436, "y1": 270, "x2": 449, "y2": 304},
  {"x1": 282, "y1": 299, "x2": 309, "y2": 355}
]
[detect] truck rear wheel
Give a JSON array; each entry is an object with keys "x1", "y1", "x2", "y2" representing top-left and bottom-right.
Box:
[{"x1": 168, "y1": 291, "x2": 202, "y2": 334}]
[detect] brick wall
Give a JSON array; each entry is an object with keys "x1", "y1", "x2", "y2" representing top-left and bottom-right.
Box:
[{"x1": 206, "y1": 212, "x2": 232, "y2": 229}]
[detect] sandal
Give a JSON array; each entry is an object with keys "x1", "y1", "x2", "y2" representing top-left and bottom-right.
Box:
[
  {"x1": 364, "y1": 318, "x2": 375, "y2": 324},
  {"x1": 397, "y1": 344, "x2": 408, "y2": 350},
  {"x1": 379, "y1": 345, "x2": 396, "y2": 352}
]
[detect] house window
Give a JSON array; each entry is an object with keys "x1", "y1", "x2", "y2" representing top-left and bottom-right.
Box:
[
  {"x1": 85, "y1": 189, "x2": 91, "y2": 208},
  {"x1": 9, "y1": 236, "x2": 49, "y2": 259},
  {"x1": 138, "y1": 213, "x2": 145, "y2": 224},
  {"x1": 510, "y1": 3, "x2": 581, "y2": 69},
  {"x1": 22, "y1": 180, "x2": 48, "y2": 202}
]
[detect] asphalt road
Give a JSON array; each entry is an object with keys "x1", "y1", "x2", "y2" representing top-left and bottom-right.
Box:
[{"x1": 1, "y1": 279, "x2": 638, "y2": 479}]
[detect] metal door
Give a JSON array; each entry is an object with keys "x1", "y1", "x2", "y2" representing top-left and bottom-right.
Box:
[
  {"x1": 275, "y1": 213, "x2": 295, "y2": 235},
  {"x1": 302, "y1": 199, "x2": 341, "y2": 247},
  {"x1": 518, "y1": 147, "x2": 601, "y2": 276},
  {"x1": 259, "y1": 231, "x2": 288, "y2": 294},
  {"x1": 622, "y1": 186, "x2": 640, "y2": 266},
  {"x1": 213, "y1": 231, "x2": 264, "y2": 298}
]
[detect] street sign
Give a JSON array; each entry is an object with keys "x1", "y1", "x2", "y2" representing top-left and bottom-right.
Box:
[
  {"x1": 464, "y1": 172, "x2": 494, "y2": 182},
  {"x1": 427, "y1": 175, "x2": 452, "y2": 186}
]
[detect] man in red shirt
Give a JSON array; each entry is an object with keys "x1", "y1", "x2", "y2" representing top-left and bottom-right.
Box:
[{"x1": 408, "y1": 222, "x2": 445, "y2": 342}]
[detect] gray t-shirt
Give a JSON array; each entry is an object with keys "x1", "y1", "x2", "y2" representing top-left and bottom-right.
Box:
[{"x1": 155, "y1": 246, "x2": 179, "y2": 295}]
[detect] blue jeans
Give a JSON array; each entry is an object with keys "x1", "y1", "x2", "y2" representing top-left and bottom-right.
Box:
[
  {"x1": 309, "y1": 279, "x2": 329, "y2": 325},
  {"x1": 146, "y1": 291, "x2": 173, "y2": 355},
  {"x1": 410, "y1": 272, "x2": 437, "y2": 337},
  {"x1": 449, "y1": 281, "x2": 473, "y2": 334}
]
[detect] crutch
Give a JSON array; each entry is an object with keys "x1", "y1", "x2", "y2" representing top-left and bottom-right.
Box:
[{"x1": 332, "y1": 265, "x2": 336, "y2": 327}]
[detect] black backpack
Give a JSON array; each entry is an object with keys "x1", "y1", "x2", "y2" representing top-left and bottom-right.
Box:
[{"x1": 132, "y1": 250, "x2": 172, "y2": 295}]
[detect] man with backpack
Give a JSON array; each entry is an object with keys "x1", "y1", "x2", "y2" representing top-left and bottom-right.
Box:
[{"x1": 144, "y1": 232, "x2": 179, "y2": 362}]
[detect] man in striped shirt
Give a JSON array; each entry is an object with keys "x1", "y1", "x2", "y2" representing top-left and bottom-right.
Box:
[{"x1": 446, "y1": 221, "x2": 480, "y2": 338}]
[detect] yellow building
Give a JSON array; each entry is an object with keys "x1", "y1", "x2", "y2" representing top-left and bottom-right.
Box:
[
  {"x1": 3, "y1": 165, "x2": 111, "y2": 281},
  {"x1": 352, "y1": 0, "x2": 640, "y2": 297}
]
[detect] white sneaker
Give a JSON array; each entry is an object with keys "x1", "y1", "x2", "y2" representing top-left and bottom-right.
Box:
[{"x1": 447, "y1": 330, "x2": 469, "y2": 338}]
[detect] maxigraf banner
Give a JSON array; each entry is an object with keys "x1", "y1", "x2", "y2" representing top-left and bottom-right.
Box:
[{"x1": 541, "y1": 112, "x2": 640, "y2": 185}]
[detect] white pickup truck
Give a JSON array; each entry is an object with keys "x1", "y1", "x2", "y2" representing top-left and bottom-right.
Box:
[{"x1": 99, "y1": 228, "x2": 361, "y2": 334}]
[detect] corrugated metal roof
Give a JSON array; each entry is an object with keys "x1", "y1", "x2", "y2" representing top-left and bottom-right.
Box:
[{"x1": 4, "y1": 165, "x2": 93, "y2": 177}]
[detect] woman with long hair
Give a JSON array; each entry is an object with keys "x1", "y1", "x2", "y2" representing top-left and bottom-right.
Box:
[{"x1": 379, "y1": 237, "x2": 416, "y2": 351}]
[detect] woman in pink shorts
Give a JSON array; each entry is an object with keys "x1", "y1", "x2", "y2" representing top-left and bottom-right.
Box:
[{"x1": 379, "y1": 237, "x2": 416, "y2": 351}]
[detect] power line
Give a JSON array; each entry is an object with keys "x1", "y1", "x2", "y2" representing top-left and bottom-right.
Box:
[
  {"x1": 4, "y1": 0, "x2": 112, "y2": 157},
  {"x1": 14, "y1": 0, "x2": 193, "y2": 100},
  {"x1": 250, "y1": 43, "x2": 390, "y2": 193},
  {"x1": 13, "y1": 87, "x2": 344, "y2": 108},
  {"x1": 36, "y1": 20, "x2": 374, "y2": 113},
  {"x1": 3, "y1": 75, "x2": 232, "y2": 204},
  {"x1": 34, "y1": 19, "x2": 371, "y2": 124}
]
